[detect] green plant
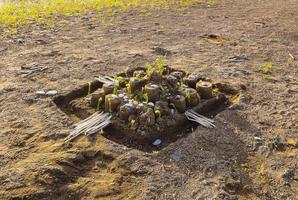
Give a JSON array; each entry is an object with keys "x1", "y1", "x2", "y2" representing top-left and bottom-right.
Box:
[
  {"x1": 185, "y1": 90, "x2": 191, "y2": 105},
  {"x1": 143, "y1": 93, "x2": 149, "y2": 103},
  {"x1": 129, "y1": 119, "x2": 136, "y2": 126},
  {"x1": 126, "y1": 83, "x2": 132, "y2": 94},
  {"x1": 115, "y1": 76, "x2": 124, "y2": 83},
  {"x1": 112, "y1": 87, "x2": 119, "y2": 95},
  {"x1": 159, "y1": 85, "x2": 167, "y2": 99},
  {"x1": 179, "y1": 78, "x2": 185, "y2": 86},
  {"x1": 155, "y1": 56, "x2": 166, "y2": 75},
  {"x1": 258, "y1": 62, "x2": 278, "y2": 74},
  {"x1": 134, "y1": 71, "x2": 144, "y2": 78},
  {"x1": 154, "y1": 109, "x2": 161, "y2": 118},
  {"x1": 146, "y1": 64, "x2": 154, "y2": 77},
  {"x1": 0, "y1": 0, "x2": 205, "y2": 31},
  {"x1": 212, "y1": 88, "x2": 219, "y2": 94}
]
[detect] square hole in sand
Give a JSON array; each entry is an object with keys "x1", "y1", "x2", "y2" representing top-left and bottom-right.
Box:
[{"x1": 54, "y1": 66, "x2": 239, "y2": 152}]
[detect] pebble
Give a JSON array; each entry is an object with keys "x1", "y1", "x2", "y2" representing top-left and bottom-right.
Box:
[
  {"x1": 152, "y1": 139, "x2": 162, "y2": 146},
  {"x1": 36, "y1": 90, "x2": 46, "y2": 95},
  {"x1": 171, "y1": 149, "x2": 181, "y2": 161},
  {"x1": 46, "y1": 90, "x2": 58, "y2": 96},
  {"x1": 148, "y1": 102, "x2": 155, "y2": 108},
  {"x1": 254, "y1": 136, "x2": 262, "y2": 141}
]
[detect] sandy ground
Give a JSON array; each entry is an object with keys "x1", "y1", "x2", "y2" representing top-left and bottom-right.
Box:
[{"x1": 0, "y1": 0, "x2": 297, "y2": 199}]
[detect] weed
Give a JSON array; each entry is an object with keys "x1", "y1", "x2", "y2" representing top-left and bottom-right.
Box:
[
  {"x1": 0, "y1": 0, "x2": 207, "y2": 30},
  {"x1": 112, "y1": 87, "x2": 119, "y2": 95},
  {"x1": 258, "y1": 62, "x2": 278, "y2": 74},
  {"x1": 133, "y1": 88, "x2": 146, "y2": 102},
  {"x1": 185, "y1": 90, "x2": 191, "y2": 105},
  {"x1": 115, "y1": 76, "x2": 126, "y2": 86},
  {"x1": 154, "y1": 109, "x2": 161, "y2": 118},
  {"x1": 129, "y1": 119, "x2": 136, "y2": 126},
  {"x1": 155, "y1": 56, "x2": 166, "y2": 75},
  {"x1": 146, "y1": 64, "x2": 154, "y2": 77},
  {"x1": 143, "y1": 93, "x2": 149, "y2": 103},
  {"x1": 212, "y1": 87, "x2": 219, "y2": 94},
  {"x1": 126, "y1": 82, "x2": 132, "y2": 94}
]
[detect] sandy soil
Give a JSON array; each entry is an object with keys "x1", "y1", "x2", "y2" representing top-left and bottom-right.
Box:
[{"x1": 0, "y1": 0, "x2": 297, "y2": 199}]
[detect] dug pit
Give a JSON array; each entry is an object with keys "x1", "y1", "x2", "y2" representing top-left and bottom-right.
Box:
[{"x1": 54, "y1": 65, "x2": 239, "y2": 151}]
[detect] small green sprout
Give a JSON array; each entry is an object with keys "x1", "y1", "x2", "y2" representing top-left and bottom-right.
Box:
[
  {"x1": 88, "y1": 81, "x2": 92, "y2": 95},
  {"x1": 133, "y1": 89, "x2": 145, "y2": 101},
  {"x1": 116, "y1": 76, "x2": 125, "y2": 85},
  {"x1": 129, "y1": 119, "x2": 136, "y2": 126},
  {"x1": 185, "y1": 91, "x2": 191, "y2": 105},
  {"x1": 155, "y1": 56, "x2": 166, "y2": 75},
  {"x1": 146, "y1": 64, "x2": 154, "y2": 77},
  {"x1": 112, "y1": 87, "x2": 119, "y2": 95},
  {"x1": 126, "y1": 83, "x2": 132, "y2": 94},
  {"x1": 212, "y1": 88, "x2": 219, "y2": 94},
  {"x1": 143, "y1": 93, "x2": 149, "y2": 103},
  {"x1": 179, "y1": 78, "x2": 185, "y2": 86},
  {"x1": 154, "y1": 109, "x2": 161, "y2": 118},
  {"x1": 160, "y1": 85, "x2": 167, "y2": 99},
  {"x1": 134, "y1": 71, "x2": 145, "y2": 78}
]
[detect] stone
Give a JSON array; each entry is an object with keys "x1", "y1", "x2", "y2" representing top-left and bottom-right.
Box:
[
  {"x1": 90, "y1": 89, "x2": 105, "y2": 108},
  {"x1": 139, "y1": 108, "x2": 155, "y2": 126},
  {"x1": 119, "y1": 103, "x2": 136, "y2": 121},
  {"x1": 150, "y1": 70, "x2": 163, "y2": 83},
  {"x1": 36, "y1": 90, "x2": 46, "y2": 96},
  {"x1": 105, "y1": 94, "x2": 122, "y2": 112},
  {"x1": 154, "y1": 101, "x2": 171, "y2": 116},
  {"x1": 152, "y1": 139, "x2": 162, "y2": 146},
  {"x1": 46, "y1": 90, "x2": 58, "y2": 96}
]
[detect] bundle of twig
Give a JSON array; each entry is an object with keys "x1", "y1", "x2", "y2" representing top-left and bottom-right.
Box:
[
  {"x1": 185, "y1": 109, "x2": 215, "y2": 128},
  {"x1": 95, "y1": 75, "x2": 116, "y2": 85},
  {"x1": 64, "y1": 112, "x2": 112, "y2": 143}
]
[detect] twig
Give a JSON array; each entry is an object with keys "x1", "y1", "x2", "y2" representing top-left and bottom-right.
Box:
[
  {"x1": 95, "y1": 75, "x2": 116, "y2": 85},
  {"x1": 289, "y1": 52, "x2": 295, "y2": 60},
  {"x1": 64, "y1": 112, "x2": 111, "y2": 142},
  {"x1": 185, "y1": 110, "x2": 215, "y2": 128}
]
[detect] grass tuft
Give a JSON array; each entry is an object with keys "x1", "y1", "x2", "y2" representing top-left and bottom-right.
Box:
[{"x1": 258, "y1": 62, "x2": 278, "y2": 74}]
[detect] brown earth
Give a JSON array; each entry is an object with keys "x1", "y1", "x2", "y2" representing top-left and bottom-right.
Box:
[{"x1": 0, "y1": 0, "x2": 297, "y2": 199}]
